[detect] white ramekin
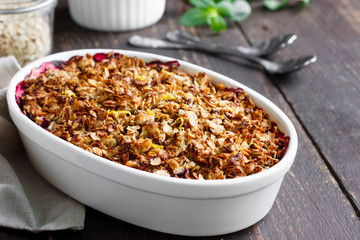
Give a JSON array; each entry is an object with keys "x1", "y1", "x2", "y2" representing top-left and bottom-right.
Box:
[
  {"x1": 7, "y1": 49, "x2": 298, "y2": 236},
  {"x1": 68, "y1": 0, "x2": 166, "y2": 32}
]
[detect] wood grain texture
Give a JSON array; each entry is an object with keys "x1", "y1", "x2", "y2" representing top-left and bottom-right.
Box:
[
  {"x1": 239, "y1": 0, "x2": 360, "y2": 212},
  {"x1": 1, "y1": 0, "x2": 359, "y2": 239}
]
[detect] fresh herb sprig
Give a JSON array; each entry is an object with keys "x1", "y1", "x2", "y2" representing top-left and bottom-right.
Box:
[
  {"x1": 179, "y1": 0, "x2": 252, "y2": 32},
  {"x1": 179, "y1": 0, "x2": 312, "y2": 32}
]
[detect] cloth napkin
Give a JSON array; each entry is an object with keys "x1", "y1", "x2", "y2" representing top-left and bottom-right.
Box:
[{"x1": 0, "y1": 56, "x2": 85, "y2": 232}]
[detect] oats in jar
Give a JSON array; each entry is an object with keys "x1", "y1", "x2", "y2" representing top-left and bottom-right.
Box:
[{"x1": 0, "y1": 0, "x2": 56, "y2": 66}]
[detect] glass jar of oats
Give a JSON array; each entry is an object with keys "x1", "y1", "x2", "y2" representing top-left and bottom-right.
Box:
[{"x1": 0, "y1": 0, "x2": 57, "y2": 66}]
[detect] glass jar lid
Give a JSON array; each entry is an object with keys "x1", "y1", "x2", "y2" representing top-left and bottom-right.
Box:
[{"x1": 0, "y1": 0, "x2": 57, "y2": 14}]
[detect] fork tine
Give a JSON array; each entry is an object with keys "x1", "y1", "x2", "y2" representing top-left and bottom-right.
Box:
[
  {"x1": 300, "y1": 55, "x2": 317, "y2": 66},
  {"x1": 279, "y1": 55, "x2": 317, "y2": 74}
]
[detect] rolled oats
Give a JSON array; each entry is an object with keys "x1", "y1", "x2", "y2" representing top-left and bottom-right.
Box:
[{"x1": 0, "y1": 1, "x2": 53, "y2": 66}]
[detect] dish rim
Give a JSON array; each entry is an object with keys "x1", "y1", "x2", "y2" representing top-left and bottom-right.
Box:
[{"x1": 7, "y1": 49, "x2": 298, "y2": 195}]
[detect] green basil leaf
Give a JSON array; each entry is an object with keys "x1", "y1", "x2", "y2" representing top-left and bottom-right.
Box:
[
  {"x1": 214, "y1": 0, "x2": 236, "y2": 3},
  {"x1": 263, "y1": 0, "x2": 289, "y2": 11},
  {"x1": 207, "y1": 15, "x2": 227, "y2": 32},
  {"x1": 179, "y1": 8, "x2": 209, "y2": 26},
  {"x1": 297, "y1": 0, "x2": 312, "y2": 8},
  {"x1": 189, "y1": 0, "x2": 216, "y2": 8},
  {"x1": 217, "y1": 0, "x2": 251, "y2": 22}
]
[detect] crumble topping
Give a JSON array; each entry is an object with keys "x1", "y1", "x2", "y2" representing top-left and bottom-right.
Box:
[{"x1": 19, "y1": 52, "x2": 289, "y2": 180}]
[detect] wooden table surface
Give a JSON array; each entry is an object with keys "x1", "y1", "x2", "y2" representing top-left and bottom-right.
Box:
[{"x1": 1, "y1": 0, "x2": 360, "y2": 239}]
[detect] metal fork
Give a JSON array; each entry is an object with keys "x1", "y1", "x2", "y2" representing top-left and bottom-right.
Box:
[
  {"x1": 128, "y1": 35, "x2": 317, "y2": 74},
  {"x1": 166, "y1": 30, "x2": 297, "y2": 57}
]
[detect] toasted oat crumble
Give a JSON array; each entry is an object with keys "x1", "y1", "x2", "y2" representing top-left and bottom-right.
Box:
[{"x1": 19, "y1": 52, "x2": 289, "y2": 180}]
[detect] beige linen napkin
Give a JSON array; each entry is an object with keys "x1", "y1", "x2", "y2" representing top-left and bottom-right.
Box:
[{"x1": 0, "y1": 56, "x2": 85, "y2": 232}]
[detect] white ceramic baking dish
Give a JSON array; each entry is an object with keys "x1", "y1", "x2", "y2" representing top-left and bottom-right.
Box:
[
  {"x1": 68, "y1": 0, "x2": 166, "y2": 32},
  {"x1": 7, "y1": 49, "x2": 298, "y2": 236}
]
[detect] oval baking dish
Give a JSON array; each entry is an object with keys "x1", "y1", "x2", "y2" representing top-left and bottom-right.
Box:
[{"x1": 7, "y1": 49, "x2": 298, "y2": 236}]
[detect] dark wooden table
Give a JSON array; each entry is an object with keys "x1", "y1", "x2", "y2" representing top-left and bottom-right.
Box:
[{"x1": 2, "y1": 0, "x2": 360, "y2": 239}]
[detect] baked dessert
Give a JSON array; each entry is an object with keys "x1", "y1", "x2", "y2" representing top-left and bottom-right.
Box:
[{"x1": 18, "y1": 52, "x2": 289, "y2": 180}]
